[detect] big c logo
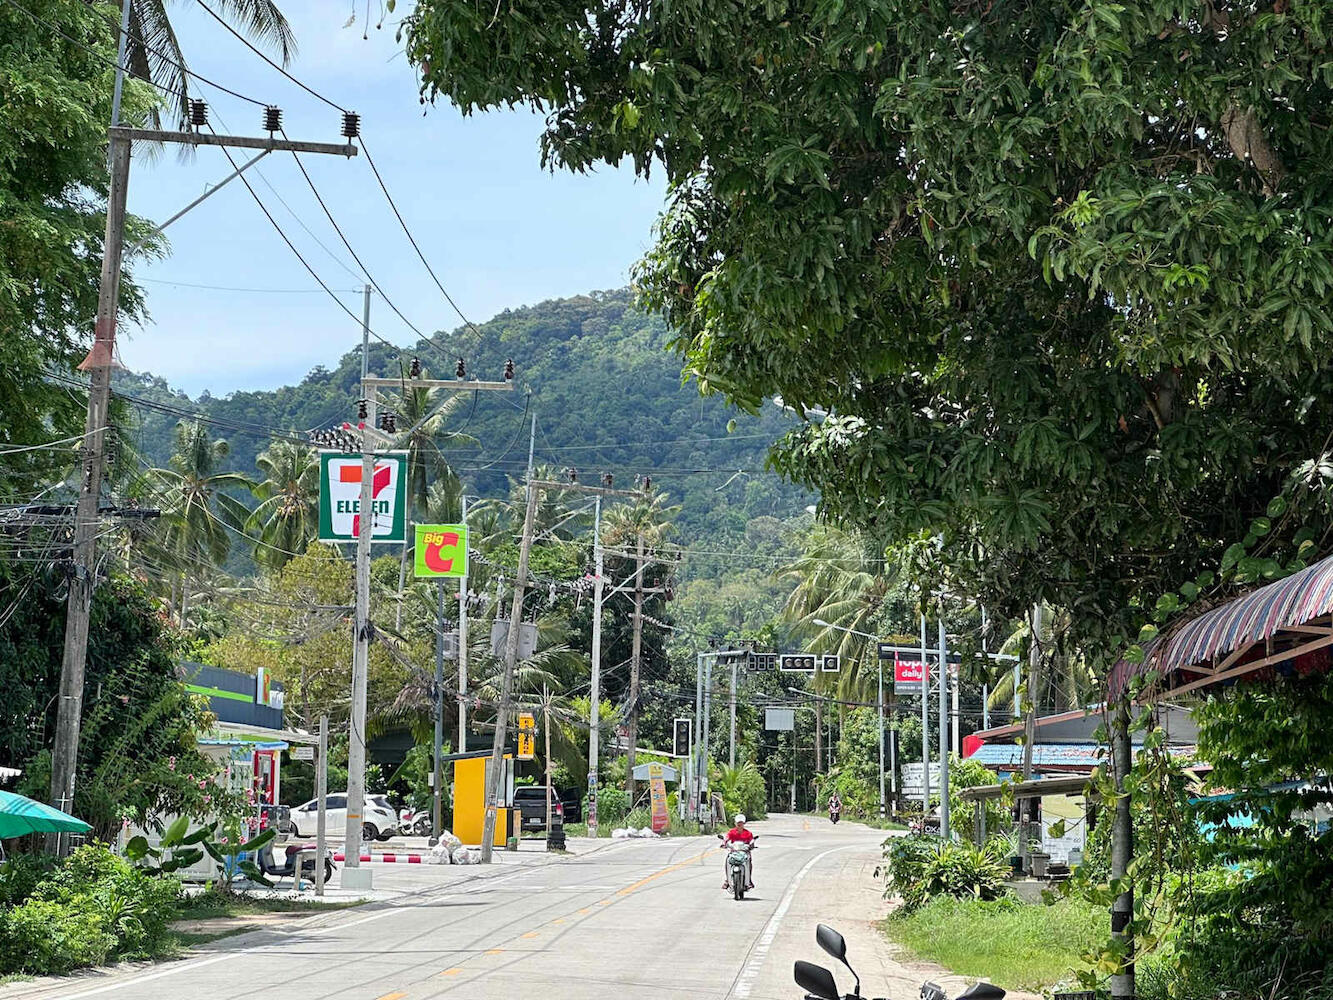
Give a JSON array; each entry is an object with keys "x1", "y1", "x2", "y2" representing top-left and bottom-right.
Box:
[{"x1": 414, "y1": 524, "x2": 468, "y2": 578}]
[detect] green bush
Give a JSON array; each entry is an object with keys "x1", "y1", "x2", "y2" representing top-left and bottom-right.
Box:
[
  {"x1": 885, "y1": 834, "x2": 1011, "y2": 911},
  {"x1": 712, "y1": 762, "x2": 766, "y2": 821},
  {"x1": 0, "y1": 898, "x2": 115, "y2": 975},
  {"x1": 0, "y1": 845, "x2": 181, "y2": 974},
  {"x1": 590, "y1": 786, "x2": 631, "y2": 827},
  {"x1": 0, "y1": 853, "x2": 57, "y2": 907}
]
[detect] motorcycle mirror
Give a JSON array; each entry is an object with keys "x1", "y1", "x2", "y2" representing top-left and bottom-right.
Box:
[
  {"x1": 957, "y1": 983, "x2": 1006, "y2": 1000},
  {"x1": 794, "y1": 960, "x2": 839, "y2": 1000},
  {"x1": 816, "y1": 924, "x2": 846, "y2": 962}
]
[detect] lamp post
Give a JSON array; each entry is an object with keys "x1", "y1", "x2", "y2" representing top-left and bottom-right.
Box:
[{"x1": 812, "y1": 619, "x2": 889, "y2": 818}]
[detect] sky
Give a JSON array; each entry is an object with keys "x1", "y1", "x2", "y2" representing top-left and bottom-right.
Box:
[{"x1": 118, "y1": 1, "x2": 666, "y2": 396}]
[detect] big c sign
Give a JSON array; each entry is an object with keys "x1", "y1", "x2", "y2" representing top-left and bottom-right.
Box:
[{"x1": 414, "y1": 524, "x2": 468, "y2": 578}]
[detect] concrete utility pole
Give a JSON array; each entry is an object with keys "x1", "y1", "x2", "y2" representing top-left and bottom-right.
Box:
[
  {"x1": 695, "y1": 651, "x2": 705, "y2": 821},
  {"x1": 937, "y1": 615, "x2": 951, "y2": 841},
  {"x1": 625, "y1": 533, "x2": 646, "y2": 795},
  {"x1": 729, "y1": 657, "x2": 738, "y2": 770},
  {"x1": 481, "y1": 473, "x2": 539, "y2": 862},
  {"x1": 457, "y1": 495, "x2": 470, "y2": 755},
  {"x1": 49, "y1": 123, "x2": 357, "y2": 853},
  {"x1": 432, "y1": 578, "x2": 447, "y2": 837},
  {"x1": 878, "y1": 656, "x2": 886, "y2": 817},
  {"x1": 315, "y1": 715, "x2": 328, "y2": 897},
  {"x1": 588, "y1": 496, "x2": 604, "y2": 836},
  {"x1": 1019, "y1": 603, "x2": 1042, "y2": 867}
]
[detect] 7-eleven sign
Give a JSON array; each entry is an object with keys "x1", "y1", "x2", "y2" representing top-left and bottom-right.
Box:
[{"x1": 318, "y1": 451, "x2": 407, "y2": 543}]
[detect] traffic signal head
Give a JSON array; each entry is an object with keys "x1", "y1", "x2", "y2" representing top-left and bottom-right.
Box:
[{"x1": 673, "y1": 718, "x2": 691, "y2": 758}]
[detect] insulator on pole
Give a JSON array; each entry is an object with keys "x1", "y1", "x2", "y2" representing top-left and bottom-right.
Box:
[
  {"x1": 263, "y1": 106, "x2": 283, "y2": 133},
  {"x1": 409, "y1": 357, "x2": 421, "y2": 378},
  {"x1": 341, "y1": 111, "x2": 361, "y2": 138},
  {"x1": 189, "y1": 100, "x2": 208, "y2": 128},
  {"x1": 455, "y1": 357, "x2": 466, "y2": 379}
]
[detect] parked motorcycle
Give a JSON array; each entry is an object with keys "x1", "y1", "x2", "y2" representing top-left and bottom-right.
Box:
[
  {"x1": 256, "y1": 841, "x2": 336, "y2": 885},
  {"x1": 717, "y1": 832, "x2": 757, "y2": 901},
  {"x1": 398, "y1": 808, "x2": 433, "y2": 837},
  {"x1": 794, "y1": 923, "x2": 1005, "y2": 1000}
]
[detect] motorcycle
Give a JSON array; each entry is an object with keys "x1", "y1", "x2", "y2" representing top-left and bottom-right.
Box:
[
  {"x1": 717, "y1": 832, "x2": 757, "y2": 901},
  {"x1": 829, "y1": 806, "x2": 841, "y2": 825},
  {"x1": 256, "y1": 840, "x2": 336, "y2": 885},
  {"x1": 398, "y1": 808, "x2": 433, "y2": 837},
  {"x1": 795, "y1": 923, "x2": 1005, "y2": 1000}
]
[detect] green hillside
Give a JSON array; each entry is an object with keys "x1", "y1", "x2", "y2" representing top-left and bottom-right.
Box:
[{"x1": 120, "y1": 289, "x2": 812, "y2": 569}]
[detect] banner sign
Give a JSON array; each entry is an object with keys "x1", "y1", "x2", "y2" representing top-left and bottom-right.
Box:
[
  {"x1": 517, "y1": 713, "x2": 536, "y2": 760},
  {"x1": 648, "y1": 762, "x2": 669, "y2": 833},
  {"x1": 318, "y1": 452, "x2": 407, "y2": 543},
  {"x1": 414, "y1": 524, "x2": 468, "y2": 578},
  {"x1": 893, "y1": 656, "x2": 928, "y2": 695}
]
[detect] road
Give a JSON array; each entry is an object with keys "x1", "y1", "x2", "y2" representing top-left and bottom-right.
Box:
[{"x1": 12, "y1": 815, "x2": 972, "y2": 1000}]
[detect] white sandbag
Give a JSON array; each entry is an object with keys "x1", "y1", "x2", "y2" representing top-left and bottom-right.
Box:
[
  {"x1": 451, "y1": 846, "x2": 480, "y2": 865},
  {"x1": 611, "y1": 828, "x2": 632, "y2": 839}
]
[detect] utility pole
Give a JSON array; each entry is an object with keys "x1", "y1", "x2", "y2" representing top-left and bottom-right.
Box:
[
  {"x1": 588, "y1": 496, "x2": 604, "y2": 836},
  {"x1": 315, "y1": 715, "x2": 328, "y2": 897},
  {"x1": 49, "y1": 122, "x2": 357, "y2": 853},
  {"x1": 345, "y1": 285, "x2": 374, "y2": 889},
  {"x1": 1110, "y1": 698, "x2": 1135, "y2": 1000},
  {"x1": 729, "y1": 657, "x2": 737, "y2": 770},
  {"x1": 951, "y1": 658, "x2": 960, "y2": 757},
  {"x1": 938, "y1": 614, "x2": 950, "y2": 841},
  {"x1": 1019, "y1": 602, "x2": 1042, "y2": 867},
  {"x1": 878, "y1": 657, "x2": 886, "y2": 818},
  {"x1": 625, "y1": 533, "x2": 646, "y2": 795},
  {"x1": 458, "y1": 495, "x2": 470, "y2": 756},
  {"x1": 695, "y1": 651, "x2": 704, "y2": 822},
  {"x1": 702, "y1": 655, "x2": 713, "y2": 823},
  {"x1": 432, "y1": 578, "x2": 446, "y2": 837},
  {"x1": 480, "y1": 470, "x2": 539, "y2": 863}
]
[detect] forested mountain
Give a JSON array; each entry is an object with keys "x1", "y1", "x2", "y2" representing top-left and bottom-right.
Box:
[{"x1": 119, "y1": 288, "x2": 811, "y2": 571}]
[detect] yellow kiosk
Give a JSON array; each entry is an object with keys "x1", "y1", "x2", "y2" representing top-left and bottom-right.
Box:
[{"x1": 448, "y1": 749, "x2": 516, "y2": 847}]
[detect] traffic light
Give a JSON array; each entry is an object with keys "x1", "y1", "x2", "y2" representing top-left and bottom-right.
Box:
[
  {"x1": 673, "y1": 718, "x2": 692, "y2": 758},
  {"x1": 779, "y1": 654, "x2": 817, "y2": 672},
  {"x1": 820, "y1": 654, "x2": 840, "y2": 673},
  {"x1": 748, "y1": 652, "x2": 777, "y2": 671}
]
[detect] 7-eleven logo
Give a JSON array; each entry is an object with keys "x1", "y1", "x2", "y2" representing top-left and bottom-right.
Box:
[{"x1": 321, "y1": 453, "x2": 405, "y2": 541}]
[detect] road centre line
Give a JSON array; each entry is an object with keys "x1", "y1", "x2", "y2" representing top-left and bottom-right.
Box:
[{"x1": 731, "y1": 846, "x2": 852, "y2": 999}]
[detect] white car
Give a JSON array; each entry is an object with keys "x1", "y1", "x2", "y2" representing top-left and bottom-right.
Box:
[{"x1": 289, "y1": 793, "x2": 399, "y2": 841}]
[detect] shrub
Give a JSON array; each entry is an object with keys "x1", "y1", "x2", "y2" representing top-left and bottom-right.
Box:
[
  {"x1": 0, "y1": 844, "x2": 181, "y2": 973},
  {"x1": 0, "y1": 853, "x2": 57, "y2": 907},
  {"x1": 591, "y1": 786, "x2": 631, "y2": 827},
  {"x1": 0, "y1": 898, "x2": 115, "y2": 975},
  {"x1": 885, "y1": 834, "x2": 1011, "y2": 911},
  {"x1": 712, "y1": 762, "x2": 766, "y2": 821}
]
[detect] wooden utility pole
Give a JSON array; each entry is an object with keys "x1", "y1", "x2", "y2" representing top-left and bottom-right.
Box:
[
  {"x1": 1110, "y1": 698, "x2": 1136, "y2": 1000},
  {"x1": 625, "y1": 533, "x2": 646, "y2": 794},
  {"x1": 49, "y1": 124, "x2": 357, "y2": 854}
]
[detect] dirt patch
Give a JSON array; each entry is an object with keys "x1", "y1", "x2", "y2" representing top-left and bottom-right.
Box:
[{"x1": 170, "y1": 911, "x2": 308, "y2": 937}]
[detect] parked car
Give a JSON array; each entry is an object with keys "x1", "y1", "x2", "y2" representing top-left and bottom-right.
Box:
[
  {"x1": 289, "y1": 793, "x2": 399, "y2": 841},
  {"x1": 560, "y1": 789, "x2": 582, "y2": 824},
  {"x1": 512, "y1": 786, "x2": 565, "y2": 831}
]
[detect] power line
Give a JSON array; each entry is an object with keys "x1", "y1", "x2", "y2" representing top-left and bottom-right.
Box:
[{"x1": 138, "y1": 277, "x2": 360, "y2": 294}]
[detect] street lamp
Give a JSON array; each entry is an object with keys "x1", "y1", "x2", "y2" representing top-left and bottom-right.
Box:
[{"x1": 812, "y1": 619, "x2": 890, "y2": 818}]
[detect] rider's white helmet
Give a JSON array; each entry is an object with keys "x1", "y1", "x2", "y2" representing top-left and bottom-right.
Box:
[{"x1": 735, "y1": 813, "x2": 747, "y2": 825}]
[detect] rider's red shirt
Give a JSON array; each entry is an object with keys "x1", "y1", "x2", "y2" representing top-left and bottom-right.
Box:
[{"x1": 725, "y1": 827, "x2": 754, "y2": 844}]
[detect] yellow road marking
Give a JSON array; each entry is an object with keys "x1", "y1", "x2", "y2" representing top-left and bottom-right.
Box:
[
  {"x1": 486, "y1": 948, "x2": 504, "y2": 955},
  {"x1": 376, "y1": 993, "x2": 407, "y2": 1000},
  {"x1": 577, "y1": 908, "x2": 591, "y2": 915},
  {"x1": 552, "y1": 917, "x2": 565, "y2": 924},
  {"x1": 440, "y1": 969, "x2": 462, "y2": 976},
  {"x1": 521, "y1": 931, "x2": 540, "y2": 939},
  {"x1": 615, "y1": 847, "x2": 719, "y2": 896}
]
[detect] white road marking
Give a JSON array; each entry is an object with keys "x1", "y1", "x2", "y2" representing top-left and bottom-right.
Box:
[{"x1": 731, "y1": 846, "x2": 851, "y2": 999}]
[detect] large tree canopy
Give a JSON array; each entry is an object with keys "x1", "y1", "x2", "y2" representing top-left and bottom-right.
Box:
[{"x1": 405, "y1": 0, "x2": 1333, "y2": 653}]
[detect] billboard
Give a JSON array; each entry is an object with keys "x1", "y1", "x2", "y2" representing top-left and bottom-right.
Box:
[
  {"x1": 414, "y1": 523, "x2": 468, "y2": 578},
  {"x1": 318, "y1": 452, "x2": 407, "y2": 543},
  {"x1": 893, "y1": 656, "x2": 928, "y2": 695}
]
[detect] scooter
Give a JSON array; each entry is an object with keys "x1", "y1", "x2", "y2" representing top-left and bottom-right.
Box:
[
  {"x1": 399, "y1": 808, "x2": 432, "y2": 836},
  {"x1": 829, "y1": 807, "x2": 841, "y2": 825},
  {"x1": 794, "y1": 923, "x2": 1005, "y2": 1000},
  {"x1": 717, "y1": 832, "x2": 757, "y2": 901},
  {"x1": 256, "y1": 840, "x2": 336, "y2": 886}
]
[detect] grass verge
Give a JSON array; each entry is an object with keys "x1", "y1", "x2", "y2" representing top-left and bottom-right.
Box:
[{"x1": 882, "y1": 895, "x2": 1101, "y2": 992}]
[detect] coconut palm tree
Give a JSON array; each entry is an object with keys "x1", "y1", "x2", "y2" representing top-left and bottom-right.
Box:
[
  {"x1": 147, "y1": 420, "x2": 254, "y2": 624},
  {"x1": 120, "y1": 0, "x2": 295, "y2": 130},
  {"x1": 246, "y1": 439, "x2": 319, "y2": 572},
  {"x1": 983, "y1": 603, "x2": 1099, "y2": 719}
]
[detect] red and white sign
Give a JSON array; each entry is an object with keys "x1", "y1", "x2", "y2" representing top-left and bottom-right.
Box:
[{"x1": 894, "y1": 656, "x2": 928, "y2": 694}]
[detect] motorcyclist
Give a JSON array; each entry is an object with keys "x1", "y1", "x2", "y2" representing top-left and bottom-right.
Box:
[
  {"x1": 721, "y1": 813, "x2": 755, "y2": 891},
  {"x1": 828, "y1": 792, "x2": 843, "y2": 822}
]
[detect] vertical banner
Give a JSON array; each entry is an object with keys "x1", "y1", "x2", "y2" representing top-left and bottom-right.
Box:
[{"x1": 648, "y1": 762, "x2": 669, "y2": 833}]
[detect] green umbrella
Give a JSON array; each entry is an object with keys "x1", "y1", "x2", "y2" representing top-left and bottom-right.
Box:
[{"x1": 0, "y1": 790, "x2": 92, "y2": 839}]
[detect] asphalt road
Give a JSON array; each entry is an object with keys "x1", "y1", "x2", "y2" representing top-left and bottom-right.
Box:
[{"x1": 14, "y1": 814, "x2": 962, "y2": 1000}]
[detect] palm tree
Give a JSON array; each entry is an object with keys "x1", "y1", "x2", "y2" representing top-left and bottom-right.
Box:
[
  {"x1": 147, "y1": 420, "x2": 254, "y2": 624},
  {"x1": 983, "y1": 604, "x2": 1099, "y2": 719},
  {"x1": 121, "y1": 1, "x2": 295, "y2": 130},
  {"x1": 246, "y1": 439, "x2": 319, "y2": 572}
]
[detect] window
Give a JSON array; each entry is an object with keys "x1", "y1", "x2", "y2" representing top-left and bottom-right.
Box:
[
  {"x1": 327, "y1": 795, "x2": 347, "y2": 809},
  {"x1": 298, "y1": 800, "x2": 316, "y2": 812}
]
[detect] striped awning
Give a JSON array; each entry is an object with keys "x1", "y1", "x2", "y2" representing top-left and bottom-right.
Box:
[{"x1": 1112, "y1": 551, "x2": 1333, "y2": 698}]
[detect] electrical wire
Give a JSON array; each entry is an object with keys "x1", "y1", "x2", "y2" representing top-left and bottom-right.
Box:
[{"x1": 138, "y1": 277, "x2": 361, "y2": 294}]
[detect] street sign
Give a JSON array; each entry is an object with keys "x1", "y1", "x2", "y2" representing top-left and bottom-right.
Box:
[
  {"x1": 893, "y1": 656, "x2": 928, "y2": 695},
  {"x1": 414, "y1": 523, "x2": 468, "y2": 578},
  {"x1": 318, "y1": 451, "x2": 408, "y2": 543},
  {"x1": 900, "y1": 761, "x2": 943, "y2": 798},
  {"x1": 673, "y1": 718, "x2": 692, "y2": 757},
  {"x1": 292, "y1": 745, "x2": 314, "y2": 761},
  {"x1": 765, "y1": 708, "x2": 795, "y2": 731},
  {"x1": 820, "y1": 654, "x2": 840, "y2": 673},
  {"x1": 779, "y1": 653, "x2": 817, "y2": 672},
  {"x1": 517, "y1": 713, "x2": 536, "y2": 760}
]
